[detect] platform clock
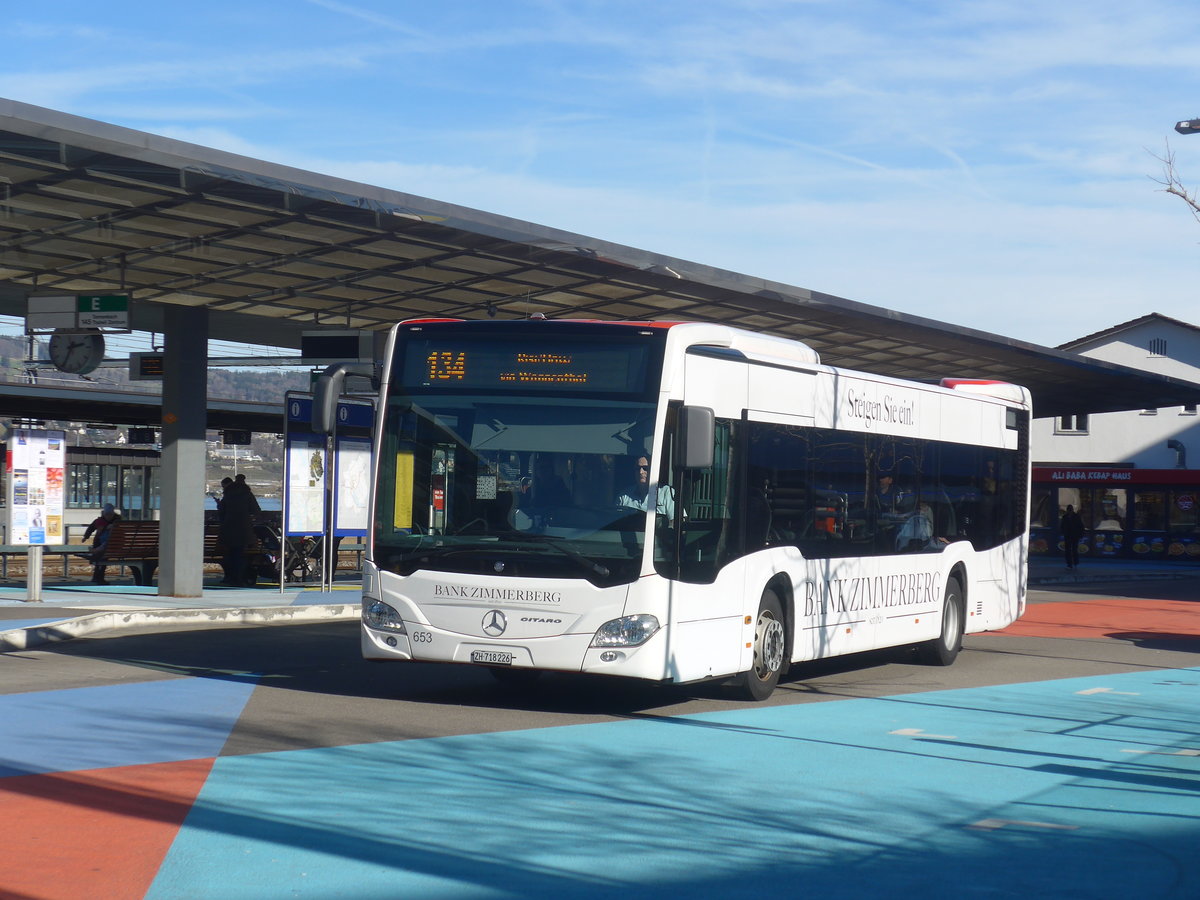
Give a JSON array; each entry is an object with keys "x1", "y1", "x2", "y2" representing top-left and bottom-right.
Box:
[{"x1": 48, "y1": 329, "x2": 106, "y2": 375}]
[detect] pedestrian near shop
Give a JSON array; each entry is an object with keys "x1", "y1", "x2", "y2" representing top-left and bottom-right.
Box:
[{"x1": 1061, "y1": 504, "x2": 1084, "y2": 569}]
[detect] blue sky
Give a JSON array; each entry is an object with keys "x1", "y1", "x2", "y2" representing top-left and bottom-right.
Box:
[{"x1": 4, "y1": 0, "x2": 1200, "y2": 348}]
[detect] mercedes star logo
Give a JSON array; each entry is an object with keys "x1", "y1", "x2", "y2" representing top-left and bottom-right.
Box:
[{"x1": 482, "y1": 609, "x2": 507, "y2": 636}]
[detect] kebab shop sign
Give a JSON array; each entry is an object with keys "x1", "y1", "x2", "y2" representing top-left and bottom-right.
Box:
[{"x1": 1045, "y1": 469, "x2": 1134, "y2": 483}]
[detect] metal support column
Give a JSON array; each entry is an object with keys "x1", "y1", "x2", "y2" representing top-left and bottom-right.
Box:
[{"x1": 158, "y1": 305, "x2": 209, "y2": 597}]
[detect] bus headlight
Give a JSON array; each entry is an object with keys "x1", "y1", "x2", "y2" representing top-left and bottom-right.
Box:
[
  {"x1": 363, "y1": 599, "x2": 407, "y2": 633},
  {"x1": 591, "y1": 615, "x2": 660, "y2": 648}
]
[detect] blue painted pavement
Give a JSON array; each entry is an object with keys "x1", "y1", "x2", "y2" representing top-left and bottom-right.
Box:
[
  {"x1": 0, "y1": 677, "x2": 258, "y2": 777},
  {"x1": 143, "y1": 668, "x2": 1200, "y2": 899}
]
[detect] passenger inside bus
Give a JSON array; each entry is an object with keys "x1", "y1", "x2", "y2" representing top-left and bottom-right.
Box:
[
  {"x1": 875, "y1": 472, "x2": 901, "y2": 513},
  {"x1": 521, "y1": 455, "x2": 571, "y2": 510},
  {"x1": 872, "y1": 470, "x2": 912, "y2": 550},
  {"x1": 895, "y1": 502, "x2": 951, "y2": 552},
  {"x1": 511, "y1": 454, "x2": 572, "y2": 532}
]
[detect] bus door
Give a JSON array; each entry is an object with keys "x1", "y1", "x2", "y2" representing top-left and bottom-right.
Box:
[
  {"x1": 663, "y1": 353, "x2": 748, "y2": 682},
  {"x1": 428, "y1": 444, "x2": 454, "y2": 533}
]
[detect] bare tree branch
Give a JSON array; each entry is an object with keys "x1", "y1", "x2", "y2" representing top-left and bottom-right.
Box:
[{"x1": 1151, "y1": 140, "x2": 1200, "y2": 223}]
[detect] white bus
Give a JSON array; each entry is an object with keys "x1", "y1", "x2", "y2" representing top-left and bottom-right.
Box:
[{"x1": 316, "y1": 318, "x2": 1030, "y2": 700}]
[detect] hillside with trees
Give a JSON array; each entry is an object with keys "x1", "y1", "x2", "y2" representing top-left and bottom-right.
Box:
[{"x1": 0, "y1": 333, "x2": 309, "y2": 400}]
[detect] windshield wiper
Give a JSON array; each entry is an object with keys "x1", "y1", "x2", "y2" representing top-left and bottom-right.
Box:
[
  {"x1": 399, "y1": 543, "x2": 479, "y2": 562},
  {"x1": 397, "y1": 535, "x2": 611, "y2": 579},
  {"x1": 502, "y1": 533, "x2": 612, "y2": 578}
]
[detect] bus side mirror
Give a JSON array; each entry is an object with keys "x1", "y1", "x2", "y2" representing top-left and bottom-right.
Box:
[
  {"x1": 677, "y1": 405, "x2": 714, "y2": 469},
  {"x1": 313, "y1": 362, "x2": 376, "y2": 434}
]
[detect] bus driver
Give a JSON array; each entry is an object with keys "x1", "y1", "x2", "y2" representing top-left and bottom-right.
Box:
[{"x1": 616, "y1": 453, "x2": 675, "y2": 518}]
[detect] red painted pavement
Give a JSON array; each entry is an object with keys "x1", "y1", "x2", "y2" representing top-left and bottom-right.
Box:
[
  {"x1": 996, "y1": 598, "x2": 1200, "y2": 641},
  {"x1": 0, "y1": 758, "x2": 214, "y2": 900}
]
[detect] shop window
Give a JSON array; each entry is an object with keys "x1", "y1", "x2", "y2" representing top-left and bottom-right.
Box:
[
  {"x1": 1132, "y1": 491, "x2": 1166, "y2": 531},
  {"x1": 1058, "y1": 487, "x2": 1083, "y2": 523},
  {"x1": 1169, "y1": 491, "x2": 1199, "y2": 537},
  {"x1": 1030, "y1": 487, "x2": 1054, "y2": 529},
  {"x1": 1091, "y1": 489, "x2": 1127, "y2": 531}
]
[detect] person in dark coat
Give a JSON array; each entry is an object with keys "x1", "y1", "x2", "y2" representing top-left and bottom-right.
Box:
[
  {"x1": 219, "y1": 475, "x2": 260, "y2": 586},
  {"x1": 1060, "y1": 504, "x2": 1085, "y2": 569},
  {"x1": 212, "y1": 476, "x2": 233, "y2": 513},
  {"x1": 83, "y1": 503, "x2": 120, "y2": 584}
]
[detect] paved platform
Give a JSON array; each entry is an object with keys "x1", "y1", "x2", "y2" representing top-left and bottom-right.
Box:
[
  {"x1": 1027, "y1": 556, "x2": 1200, "y2": 585},
  {"x1": 0, "y1": 579, "x2": 361, "y2": 651}
]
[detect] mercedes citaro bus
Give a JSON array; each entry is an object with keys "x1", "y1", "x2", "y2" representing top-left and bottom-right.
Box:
[{"x1": 314, "y1": 318, "x2": 1030, "y2": 699}]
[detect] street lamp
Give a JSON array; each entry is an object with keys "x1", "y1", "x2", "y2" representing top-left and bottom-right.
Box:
[{"x1": 1175, "y1": 118, "x2": 1200, "y2": 134}]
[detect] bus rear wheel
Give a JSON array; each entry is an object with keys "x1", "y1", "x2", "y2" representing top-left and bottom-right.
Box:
[
  {"x1": 917, "y1": 576, "x2": 964, "y2": 666},
  {"x1": 735, "y1": 588, "x2": 786, "y2": 701}
]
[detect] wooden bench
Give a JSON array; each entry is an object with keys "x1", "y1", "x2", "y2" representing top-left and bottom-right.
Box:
[{"x1": 89, "y1": 520, "x2": 266, "y2": 586}]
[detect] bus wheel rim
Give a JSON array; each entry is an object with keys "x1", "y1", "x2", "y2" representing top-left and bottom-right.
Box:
[
  {"x1": 757, "y1": 613, "x2": 785, "y2": 677},
  {"x1": 943, "y1": 597, "x2": 961, "y2": 650}
]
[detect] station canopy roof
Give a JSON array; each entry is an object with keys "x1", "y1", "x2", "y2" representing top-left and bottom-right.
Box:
[{"x1": 3, "y1": 97, "x2": 1199, "y2": 421}]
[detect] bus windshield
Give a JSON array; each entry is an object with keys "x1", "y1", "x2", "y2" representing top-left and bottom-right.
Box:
[{"x1": 374, "y1": 393, "x2": 662, "y2": 588}]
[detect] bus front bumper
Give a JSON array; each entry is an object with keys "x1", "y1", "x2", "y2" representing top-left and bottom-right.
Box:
[{"x1": 361, "y1": 620, "x2": 671, "y2": 681}]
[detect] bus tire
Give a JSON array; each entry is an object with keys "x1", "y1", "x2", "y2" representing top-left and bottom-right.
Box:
[
  {"x1": 735, "y1": 588, "x2": 786, "y2": 701},
  {"x1": 918, "y1": 576, "x2": 964, "y2": 666}
]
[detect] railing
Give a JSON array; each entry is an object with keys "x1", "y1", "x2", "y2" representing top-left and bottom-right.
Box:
[{"x1": 0, "y1": 544, "x2": 93, "y2": 580}]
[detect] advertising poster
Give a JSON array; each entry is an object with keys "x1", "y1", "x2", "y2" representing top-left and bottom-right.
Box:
[{"x1": 6, "y1": 428, "x2": 66, "y2": 545}]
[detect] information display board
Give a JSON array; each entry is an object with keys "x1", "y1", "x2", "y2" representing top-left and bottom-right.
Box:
[
  {"x1": 283, "y1": 394, "x2": 374, "y2": 538},
  {"x1": 284, "y1": 395, "x2": 326, "y2": 536},
  {"x1": 401, "y1": 337, "x2": 652, "y2": 394},
  {"x1": 5, "y1": 428, "x2": 66, "y2": 545}
]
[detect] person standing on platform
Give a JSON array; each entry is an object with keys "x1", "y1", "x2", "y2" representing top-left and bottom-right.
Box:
[
  {"x1": 220, "y1": 475, "x2": 260, "y2": 586},
  {"x1": 83, "y1": 503, "x2": 120, "y2": 584}
]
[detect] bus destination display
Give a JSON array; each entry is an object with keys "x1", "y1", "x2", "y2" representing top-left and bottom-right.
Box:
[{"x1": 403, "y1": 340, "x2": 651, "y2": 393}]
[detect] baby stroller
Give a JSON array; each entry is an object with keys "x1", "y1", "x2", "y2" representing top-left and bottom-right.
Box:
[{"x1": 253, "y1": 524, "x2": 324, "y2": 583}]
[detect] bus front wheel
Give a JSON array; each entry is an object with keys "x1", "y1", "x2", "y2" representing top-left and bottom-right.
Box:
[
  {"x1": 734, "y1": 588, "x2": 786, "y2": 701},
  {"x1": 917, "y1": 576, "x2": 964, "y2": 666}
]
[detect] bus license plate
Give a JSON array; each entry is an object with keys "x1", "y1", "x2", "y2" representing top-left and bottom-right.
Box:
[{"x1": 471, "y1": 650, "x2": 513, "y2": 665}]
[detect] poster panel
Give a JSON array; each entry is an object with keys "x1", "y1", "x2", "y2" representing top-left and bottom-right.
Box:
[{"x1": 6, "y1": 428, "x2": 66, "y2": 545}]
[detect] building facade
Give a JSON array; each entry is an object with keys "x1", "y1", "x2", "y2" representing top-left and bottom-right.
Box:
[{"x1": 1031, "y1": 314, "x2": 1200, "y2": 563}]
